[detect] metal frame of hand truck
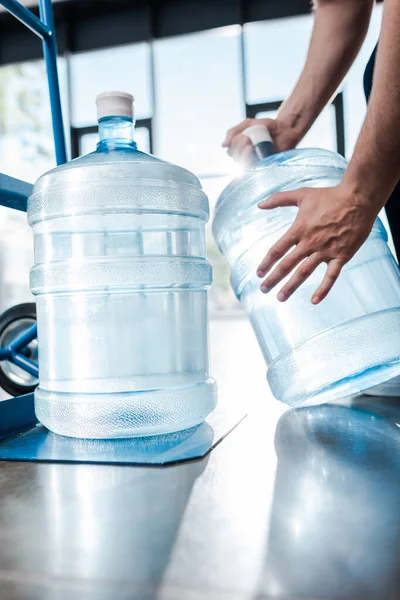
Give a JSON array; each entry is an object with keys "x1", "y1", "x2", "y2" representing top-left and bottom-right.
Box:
[{"x1": 0, "y1": 0, "x2": 67, "y2": 385}]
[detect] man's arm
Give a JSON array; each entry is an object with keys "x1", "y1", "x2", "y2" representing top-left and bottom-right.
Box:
[
  {"x1": 223, "y1": 0, "x2": 374, "y2": 161},
  {"x1": 277, "y1": 0, "x2": 374, "y2": 146},
  {"x1": 257, "y1": 0, "x2": 400, "y2": 304}
]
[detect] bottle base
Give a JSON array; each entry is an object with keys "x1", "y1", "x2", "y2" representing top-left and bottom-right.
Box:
[
  {"x1": 363, "y1": 374, "x2": 400, "y2": 397},
  {"x1": 34, "y1": 379, "x2": 217, "y2": 439},
  {"x1": 267, "y1": 308, "x2": 400, "y2": 407}
]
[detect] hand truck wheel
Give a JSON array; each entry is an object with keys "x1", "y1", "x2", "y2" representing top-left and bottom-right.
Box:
[{"x1": 0, "y1": 303, "x2": 38, "y2": 396}]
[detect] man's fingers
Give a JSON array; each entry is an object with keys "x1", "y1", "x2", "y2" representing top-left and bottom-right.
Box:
[
  {"x1": 258, "y1": 189, "x2": 305, "y2": 210},
  {"x1": 260, "y1": 246, "x2": 309, "y2": 294},
  {"x1": 276, "y1": 254, "x2": 323, "y2": 301},
  {"x1": 241, "y1": 144, "x2": 255, "y2": 167},
  {"x1": 222, "y1": 119, "x2": 252, "y2": 147},
  {"x1": 257, "y1": 227, "x2": 300, "y2": 277},
  {"x1": 228, "y1": 134, "x2": 252, "y2": 160},
  {"x1": 311, "y1": 259, "x2": 343, "y2": 305}
]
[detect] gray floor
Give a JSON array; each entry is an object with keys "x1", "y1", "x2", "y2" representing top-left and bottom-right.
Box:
[{"x1": 1, "y1": 318, "x2": 400, "y2": 599}]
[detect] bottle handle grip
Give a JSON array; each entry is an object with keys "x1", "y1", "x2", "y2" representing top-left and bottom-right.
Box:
[{"x1": 242, "y1": 124, "x2": 276, "y2": 160}]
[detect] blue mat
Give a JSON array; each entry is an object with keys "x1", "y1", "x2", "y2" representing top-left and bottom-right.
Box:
[{"x1": 0, "y1": 394, "x2": 245, "y2": 465}]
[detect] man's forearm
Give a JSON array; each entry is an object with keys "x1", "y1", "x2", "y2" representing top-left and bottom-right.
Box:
[
  {"x1": 279, "y1": 0, "x2": 373, "y2": 143},
  {"x1": 343, "y1": 0, "x2": 400, "y2": 214}
]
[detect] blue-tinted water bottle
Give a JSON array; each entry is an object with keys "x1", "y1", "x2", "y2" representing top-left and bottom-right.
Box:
[
  {"x1": 28, "y1": 91, "x2": 216, "y2": 438},
  {"x1": 213, "y1": 124, "x2": 400, "y2": 406}
]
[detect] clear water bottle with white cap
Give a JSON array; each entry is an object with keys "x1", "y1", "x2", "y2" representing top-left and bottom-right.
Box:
[
  {"x1": 28, "y1": 91, "x2": 216, "y2": 438},
  {"x1": 213, "y1": 124, "x2": 400, "y2": 407}
]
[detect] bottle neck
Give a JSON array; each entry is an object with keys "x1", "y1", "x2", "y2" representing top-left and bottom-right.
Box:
[{"x1": 97, "y1": 116, "x2": 137, "y2": 152}]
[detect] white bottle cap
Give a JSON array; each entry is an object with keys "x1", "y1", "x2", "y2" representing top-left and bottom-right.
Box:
[
  {"x1": 96, "y1": 91, "x2": 134, "y2": 120},
  {"x1": 242, "y1": 124, "x2": 273, "y2": 146}
]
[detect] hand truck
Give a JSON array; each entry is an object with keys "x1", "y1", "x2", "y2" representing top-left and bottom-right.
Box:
[{"x1": 0, "y1": 0, "x2": 66, "y2": 396}]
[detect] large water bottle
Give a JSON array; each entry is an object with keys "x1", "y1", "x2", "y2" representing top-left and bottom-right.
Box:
[
  {"x1": 28, "y1": 91, "x2": 216, "y2": 438},
  {"x1": 212, "y1": 125, "x2": 400, "y2": 407}
]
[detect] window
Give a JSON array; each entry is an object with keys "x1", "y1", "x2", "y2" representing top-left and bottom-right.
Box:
[
  {"x1": 153, "y1": 27, "x2": 247, "y2": 313},
  {"x1": 244, "y1": 15, "x2": 344, "y2": 154},
  {"x1": 153, "y1": 26, "x2": 245, "y2": 177},
  {"x1": 244, "y1": 16, "x2": 313, "y2": 106},
  {"x1": 70, "y1": 43, "x2": 152, "y2": 127},
  {"x1": 0, "y1": 59, "x2": 69, "y2": 312},
  {"x1": 0, "y1": 59, "x2": 67, "y2": 182},
  {"x1": 0, "y1": 206, "x2": 33, "y2": 312},
  {"x1": 69, "y1": 43, "x2": 153, "y2": 159}
]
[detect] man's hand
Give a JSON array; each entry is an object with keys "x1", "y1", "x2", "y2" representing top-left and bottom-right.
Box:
[
  {"x1": 222, "y1": 117, "x2": 300, "y2": 165},
  {"x1": 257, "y1": 183, "x2": 378, "y2": 304}
]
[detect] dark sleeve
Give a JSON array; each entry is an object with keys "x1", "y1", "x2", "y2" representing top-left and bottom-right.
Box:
[{"x1": 363, "y1": 44, "x2": 378, "y2": 103}]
